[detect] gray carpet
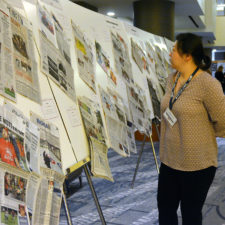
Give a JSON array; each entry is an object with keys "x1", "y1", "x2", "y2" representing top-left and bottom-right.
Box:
[{"x1": 60, "y1": 138, "x2": 225, "y2": 225}]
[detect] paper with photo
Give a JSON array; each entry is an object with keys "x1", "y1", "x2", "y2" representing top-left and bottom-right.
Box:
[
  {"x1": 95, "y1": 41, "x2": 117, "y2": 86},
  {"x1": 8, "y1": 6, "x2": 41, "y2": 104},
  {"x1": 90, "y1": 136, "x2": 113, "y2": 182},
  {"x1": 30, "y1": 112, "x2": 63, "y2": 174},
  {"x1": 131, "y1": 38, "x2": 149, "y2": 74},
  {"x1": 40, "y1": 31, "x2": 76, "y2": 102},
  {"x1": 0, "y1": 1, "x2": 17, "y2": 101},
  {"x1": 40, "y1": 0, "x2": 62, "y2": 10},
  {"x1": 37, "y1": 2, "x2": 57, "y2": 46},
  {"x1": 4, "y1": 101, "x2": 40, "y2": 173},
  {"x1": 72, "y1": 21, "x2": 96, "y2": 93},
  {"x1": 111, "y1": 31, "x2": 133, "y2": 84},
  {"x1": 52, "y1": 12, "x2": 71, "y2": 65},
  {"x1": 78, "y1": 96, "x2": 106, "y2": 144}
]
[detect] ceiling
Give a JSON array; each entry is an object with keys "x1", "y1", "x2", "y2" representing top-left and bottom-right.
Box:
[{"x1": 71, "y1": 0, "x2": 214, "y2": 45}]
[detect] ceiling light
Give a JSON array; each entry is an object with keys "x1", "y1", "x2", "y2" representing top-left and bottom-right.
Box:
[{"x1": 107, "y1": 12, "x2": 115, "y2": 17}]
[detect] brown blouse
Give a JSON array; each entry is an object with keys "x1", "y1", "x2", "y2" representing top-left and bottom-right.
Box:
[{"x1": 160, "y1": 71, "x2": 225, "y2": 171}]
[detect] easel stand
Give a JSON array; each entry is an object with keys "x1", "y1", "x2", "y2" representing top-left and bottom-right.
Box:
[
  {"x1": 131, "y1": 120, "x2": 160, "y2": 188},
  {"x1": 62, "y1": 191, "x2": 73, "y2": 225},
  {"x1": 84, "y1": 164, "x2": 106, "y2": 225}
]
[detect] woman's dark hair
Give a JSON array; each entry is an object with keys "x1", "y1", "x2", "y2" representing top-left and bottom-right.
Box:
[{"x1": 176, "y1": 33, "x2": 211, "y2": 70}]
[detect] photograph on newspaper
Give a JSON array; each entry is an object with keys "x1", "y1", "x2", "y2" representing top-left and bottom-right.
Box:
[
  {"x1": 40, "y1": 0, "x2": 62, "y2": 10},
  {"x1": 126, "y1": 84, "x2": 148, "y2": 133},
  {"x1": 40, "y1": 31, "x2": 76, "y2": 102},
  {"x1": 30, "y1": 112, "x2": 63, "y2": 174},
  {"x1": 37, "y1": 3, "x2": 57, "y2": 46},
  {"x1": 78, "y1": 96, "x2": 106, "y2": 144},
  {"x1": 95, "y1": 41, "x2": 117, "y2": 86},
  {"x1": 4, "y1": 172, "x2": 27, "y2": 202},
  {"x1": 90, "y1": 136, "x2": 113, "y2": 182},
  {"x1": 9, "y1": 6, "x2": 41, "y2": 104},
  {"x1": 18, "y1": 204, "x2": 29, "y2": 225},
  {"x1": 0, "y1": 105, "x2": 30, "y2": 171},
  {"x1": 147, "y1": 78, "x2": 161, "y2": 120},
  {"x1": 111, "y1": 32, "x2": 133, "y2": 84},
  {"x1": 72, "y1": 21, "x2": 96, "y2": 93},
  {"x1": 131, "y1": 38, "x2": 149, "y2": 73},
  {"x1": 1, "y1": 205, "x2": 18, "y2": 225},
  {"x1": 52, "y1": 12, "x2": 71, "y2": 65},
  {"x1": 0, "y1": 2, "x2": 16, "y2": 102}
]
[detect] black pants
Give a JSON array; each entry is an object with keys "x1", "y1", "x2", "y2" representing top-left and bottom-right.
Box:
[{"x1": 157, "y1": 163, "x2": 216, "y2": 225}]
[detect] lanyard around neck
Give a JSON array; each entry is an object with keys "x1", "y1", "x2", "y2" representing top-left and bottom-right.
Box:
[{"x1": 169, "y1": 67, "x2": 199, "y2": 110}]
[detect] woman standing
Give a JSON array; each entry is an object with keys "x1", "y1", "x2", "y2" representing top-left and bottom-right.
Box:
[{"x1": 157, "y1": 33, "x2": 225, "y2": 225}]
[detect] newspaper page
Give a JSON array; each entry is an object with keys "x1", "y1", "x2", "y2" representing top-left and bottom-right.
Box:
[
  {"x1": 95, "y1": 41, "x2": 117, "y2": 86},
  {"x1": 40, "y1": 0, "x2": 62, "y2": 10},
  {"x1": 72, "y1": 21, "x2": 96, "y2": 93},
  {"x1": 30, "y1": 112, "x2": 63, "y2": 174},
  {"x1": 8, "y1": 6, "x2": 41, "y2": 104},
  {"x1": 131, "y1": 38, "x2": 149, "y2": 73},
  {"x1": 145, "y1": 41, "x2": 157, "y2": 74},
  {"x1": 0, "y1": 162, "x2": 31, "y2": 225},
  {"x1": 99, "y1": 86, "x2": 129, "y2": 156},
  {"x1": 126, "y1": 84, "x2": 146, "y2": 133},
  {"x1": 90, "y1": 136, "x2": 113, "y2": 182},
  {"x1": 0, "y1": 1, "x2": 17, "y2": 102},
  {"x1": 0, "y1": 104, "x2": 32, "y2": 171},
  {"x1": 26, "y1": 172, "x2": 40, "y2": 224},
  {"x1": 78, "y1": 96, "x2": 106, "y2": 144},
  {"x1": 147, "y1": 78, "x2": 161, "y2": 120},
  {"x1": 4, "y1": 101, "x2": 40, "y2": 173},
  {"x1": 39, "y1": 31, "x2": 76, "y2": 101},
  {"x1": 127, "y1": 123, "x2": 137, "y2": 154},
  {"x1": 52, "y1": 12, "x2": 71, "y2": 66},
  {"x1": 33, "y1": 168, "x2": 64, "y2": 225},
  {"x1": 37, "y1": 2, "x2": 57, "y2": 46},
  {"x1": 111, "y1": 32, "x2": 133, "y2": 84}
]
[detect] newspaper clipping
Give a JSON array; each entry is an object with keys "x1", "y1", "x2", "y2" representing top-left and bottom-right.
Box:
[
  {"x1": 95, "y1": 41, "x2": 117, "y2": 86},
  {"x1": 90, "y1": 136, "x2": 113, "y2": 182},
  {"x1": 9, "y1": 6, "x2": 41, "y2": 104},
  {"x1": 131, "y1": 38, "x2": 149, "y2": 73},
  {"x1": 99, "y1": 86, "x2": 129, "y2": 156},
  {"x1": 40, "y1": 31, "x2": 76, "y2": 101},
  {"x1": 37, "y1": 3, "x2": 57, "y2": 46},
  {"x1": 33, "y1": 168, "x2": 64, "y2": 225},
  {"x1": 30, "y1": 112, "x2": 63, "y2": 174},
  {"x1": 0, "y1": 162, "x2": 31, "y2": 225},
  {"x1": 4, "y1": 101, "x2": 40, "y2": 173},
  {"x1": 111, "y1": 32, "x2": 133, "y2": 84},
  {"x1": 72, "y1": 21, "x2": 96, "y2": 93},
  {"x1": 0, "y1": 1, "x2": 17, "y2": 102}
]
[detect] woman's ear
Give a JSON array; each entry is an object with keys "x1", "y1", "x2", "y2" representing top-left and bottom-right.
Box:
[{"x1": 184, "y1": 53, "x2": 192, "y2": 62}]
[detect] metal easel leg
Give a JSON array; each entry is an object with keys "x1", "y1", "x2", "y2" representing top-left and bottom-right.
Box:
[
  {"x1": 149, "y1": 135, "x2": 160, "y2": 174},
  {"x1": 131, "y1": 134, "x2": 147, "y2": 188},
  {"x1": 62, "y1": 190, "x2": 73, "y2": 225},
  {"x1": 84, "y1": 164, "x2": 106, "y2": 225}
]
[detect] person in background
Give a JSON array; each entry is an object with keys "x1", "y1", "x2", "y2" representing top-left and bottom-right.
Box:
[
  {"x1": 215, "y1": 65, "x2": 225, "y2": 92},
  {"x1": 158, "y1": 33, "x2": 225, "y2": 225}
]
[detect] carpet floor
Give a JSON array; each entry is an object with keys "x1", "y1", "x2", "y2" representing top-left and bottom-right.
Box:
[{"x1": 60, "y1": 138, "x2": 225, "y2": 225}]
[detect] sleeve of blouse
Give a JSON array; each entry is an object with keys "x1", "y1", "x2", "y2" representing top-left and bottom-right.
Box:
[{"x1": 203, "y1": 77, "x2": 225, "y2": 137}]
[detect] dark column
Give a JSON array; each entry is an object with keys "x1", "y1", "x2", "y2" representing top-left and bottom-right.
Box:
[
  {"x1": 133, "y1": 0, "x2": 174, "y2": 41},
  {"x1": 73, "y1": 1, "x2": 98, "y2": 12}
]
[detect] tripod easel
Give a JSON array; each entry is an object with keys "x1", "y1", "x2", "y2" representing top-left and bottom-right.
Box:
[{"x1": 131, "y1": 118, "x2": 160, "y2": 188}]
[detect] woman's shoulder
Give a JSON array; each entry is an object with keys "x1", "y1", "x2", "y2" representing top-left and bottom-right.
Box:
[{"x1": 198, "y1": 71, "x2": 222, "y2": 89}]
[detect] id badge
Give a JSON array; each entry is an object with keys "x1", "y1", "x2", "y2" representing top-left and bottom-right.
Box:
[{"x1": 163, "y1": 107, "x2": 177, "y2": 127}]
